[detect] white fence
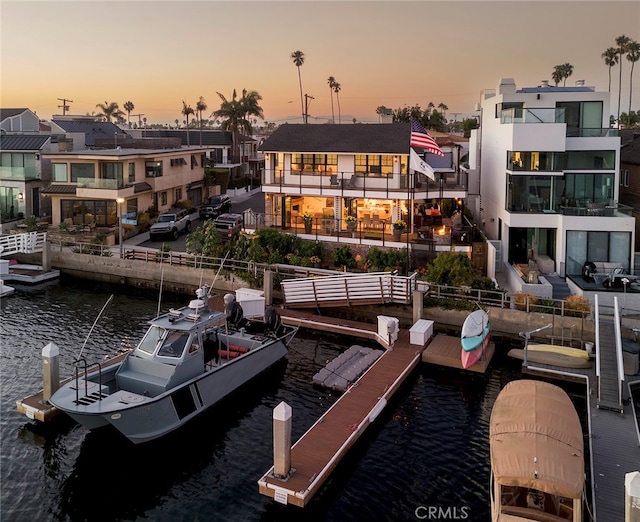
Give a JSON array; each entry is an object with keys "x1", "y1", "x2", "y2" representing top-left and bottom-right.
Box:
[
  {"x1": 0, "y1": 232, "x2": 47, "y2": 257},
  {"x1": 281, "y1": 272, "x2": 417, "y2": 308}
]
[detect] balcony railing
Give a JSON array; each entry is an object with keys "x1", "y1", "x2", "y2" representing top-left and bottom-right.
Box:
[
  {"x1": 261, "y1": 169, "x2": 468, "y2": 196},
  {"x1": 501, "y1": 107, "x2": 565, "y2": 124},
  {"x1": 76, "y1": 177, "x2": 124, "y2": 190},
  {"x1": 0, "y1": 166, "x2": 39, "y2": 181}
]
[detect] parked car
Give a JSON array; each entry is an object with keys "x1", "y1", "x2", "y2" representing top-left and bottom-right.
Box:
[
  {"x1": 214, "y1": 213, "x2": 243, "y2": 241},
  {"x1": 199, "y1": 195, "x2": 231, "y2": 220},
  {"x1": 149, "y1": 208, "x2": 191, "y2": 241}
]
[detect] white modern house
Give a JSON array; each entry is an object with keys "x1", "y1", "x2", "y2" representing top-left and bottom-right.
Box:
[{"x1": 465, "y1": 78, "x2": 635, "y2": 283}]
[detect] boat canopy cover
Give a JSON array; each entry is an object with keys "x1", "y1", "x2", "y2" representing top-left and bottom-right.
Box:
[{"x1": 489, "y1": 380, "x2": 584, "y2": 499}]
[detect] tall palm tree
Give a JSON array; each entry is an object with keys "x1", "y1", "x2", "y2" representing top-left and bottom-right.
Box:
[
  {"x1": 182, "y1": 101, "x2": 194, "y2": 146},
  {"x1": 95, "y1": 101, "x2": 123, "y2": 122},
  {"x1": 626, "y1": 40, "x2": 640, "y2": 117},
  {"x1": 562, "y1": 63, "x2": 573, "y2": 86},
  {"x1": 615, "y1": 35, "x2": 632, "y2": 127},
  {"x1": 196, "y1": 96, "x2": 208, "y2": 146},
  {"x1": 327, "y1": 76, "x2": 336, "y2": 123},
  {"x1": 602, "y1": 47, "x2": 618, "y2": 91},
  {"x1": 438, "y1": 103, "x2": 448, "y2": 124},
  {"x1": 291, "y1": 50, "x2": 305, "y2": 123},
  {"x1": 333, "y1": 82, "x2": 341, "y2": 124},
  {"x1": 123, "y1": 101, "x2": 135, "y2": 128},
  {"x1": 213, "y1": 89, "x2": 264, "y2": 164}
]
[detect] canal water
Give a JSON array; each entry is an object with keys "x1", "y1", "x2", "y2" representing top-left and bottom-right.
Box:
[{"x1": 0, "y1": 276, "x2": 589, "y2": 521}]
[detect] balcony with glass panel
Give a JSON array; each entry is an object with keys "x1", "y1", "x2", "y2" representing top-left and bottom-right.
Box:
[
  {"x1": 0, "y1": 166, "x2": 39, "y2": 181},
  {"x1": 75, "y1": 177, "x2": 134, "y2": 199}
]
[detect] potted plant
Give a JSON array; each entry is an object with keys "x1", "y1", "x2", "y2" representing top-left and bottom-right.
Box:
[
  {"x1": 309, "y1": 255, "x2": 321, "y2": 267},
  {"x1": 302, "y1": 211, "x2": 313, "y2": 233},
  {"x1": 392, "y1": 219, "x2": 406, "y2": 241},
  {"x1": 345, "y1": 215, "x2": 357, "y2": 231}
]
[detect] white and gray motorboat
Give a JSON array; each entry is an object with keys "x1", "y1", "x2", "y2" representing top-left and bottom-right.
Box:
[{"x1": 49, "y1": 287, "x2": 297, "y2": 444}]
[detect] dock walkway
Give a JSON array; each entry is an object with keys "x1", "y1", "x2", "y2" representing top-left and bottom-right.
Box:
[{"x1": 259, "y1": 313, "x2": 424, "y2": 507}]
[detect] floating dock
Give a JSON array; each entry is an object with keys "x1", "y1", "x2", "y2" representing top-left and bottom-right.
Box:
[{"x1": 421, "y1": 333, "x2": 494, "y2": 373}]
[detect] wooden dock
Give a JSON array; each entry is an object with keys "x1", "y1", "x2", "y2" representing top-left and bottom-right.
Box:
[
  {"x1": 421, "y1": 333, "x2": 495, "y2": 373},
  {"x1": 257, "y1": 327, "x2": 423, "y2": 507}
]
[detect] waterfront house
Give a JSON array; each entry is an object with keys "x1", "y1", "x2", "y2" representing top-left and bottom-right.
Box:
[
  {"x1": 258, "y1": 123, "x2": 470, "y2": 258},
  {"x1": 465, "y1": 78, "x2": 635, "y2": 281},
  {"x1": 619, "y1": 130, "x2": 640, "y2": 251}
]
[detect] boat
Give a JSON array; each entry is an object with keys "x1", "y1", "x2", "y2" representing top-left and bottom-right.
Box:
[
  {"x1": 0, "y1": 280, "x2": 15, "y2": 298},
  {"x1": 507, "y1": 349, "x2": 592, "y2": 369},
  {"x1": 490, "y1": 380, "x2": 585, "y2": 521},
  {"x1": 461, "y1": 334, "x2": 490, "y2": 369},
  {"x1": 527, "y1": 343, "x2": 590, "y2": 360},
  {"x1": 48, "y1": 287, "x2": 298, "y2": 444}
]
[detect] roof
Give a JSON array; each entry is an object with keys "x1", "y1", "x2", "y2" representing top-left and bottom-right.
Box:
[
  {"x1": 41, "y1": 185, "x2": 77, "y2": 195},
  {"x1": 139, "y1": 129, "x2": 234, "y2": 147},
  {"x1": 621, "y1": 132, "x2": 640, "y2": 166},
  {"x1": 260, "y1": 123, "x2": 418, "y2": 154},
  {"x1": 0, "y1": 135, "x2": 50, "y2": 150},
  {"x1": 0, "y1": 108, "x2": 31, "y2": 121},
  {"x1": 133, "y1": 182, "x2": 152, "y2": 193},
  {"x1": 489, "y1": 379, "x2": 584, "y2": 499},
  {"x1": 51, "y1": 119, "x2": 124, "y2": 147}
]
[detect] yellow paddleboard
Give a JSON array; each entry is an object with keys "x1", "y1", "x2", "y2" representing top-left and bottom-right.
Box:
[{"x1": 527, "y1": 343, "x2": 590, "y2": 360}]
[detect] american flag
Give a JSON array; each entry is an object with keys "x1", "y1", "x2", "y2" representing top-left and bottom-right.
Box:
[{"x1": 410, "y1": 120, "x2": 444, "y2": 156}]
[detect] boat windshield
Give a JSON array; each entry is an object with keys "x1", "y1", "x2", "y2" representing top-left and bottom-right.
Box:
[
  {"x1": 138, "y1": 325, "x2": 166, "y2": 354},
  {"x1": 157, "y1": 332, "x2": 190, "y2": 358}
]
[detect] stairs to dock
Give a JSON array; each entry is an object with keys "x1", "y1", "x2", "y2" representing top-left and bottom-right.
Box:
[{"x1": 544, "y1": 274, "x2": 572, "y2": 300}]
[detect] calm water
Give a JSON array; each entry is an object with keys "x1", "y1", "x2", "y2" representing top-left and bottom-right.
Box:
[{"x1": 1, "y1": 277, "x2": 588, "y2": 522}]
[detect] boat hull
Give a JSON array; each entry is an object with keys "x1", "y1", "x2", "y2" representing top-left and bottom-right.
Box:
[{"x1": 507, "y1": 348, "x2": 592, "y2": 369}]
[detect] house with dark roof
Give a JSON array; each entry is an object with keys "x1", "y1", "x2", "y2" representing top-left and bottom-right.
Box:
[
  {"x1": 258, "y1": 123, "x2": 467, "y2": 251},
  {"x1": 0, "y1": 108, "x2": 39, "y2": 133},
  {"x1": 619, "y1": 131, "x2": 640, "y2": 250}
]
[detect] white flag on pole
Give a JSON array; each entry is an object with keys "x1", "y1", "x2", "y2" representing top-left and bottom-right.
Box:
[{"x1": 410, "y1": 148, "x2": 436, "y2": 181}]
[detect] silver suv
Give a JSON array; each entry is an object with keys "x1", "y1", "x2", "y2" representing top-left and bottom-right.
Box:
[
  {"x1": 214, "y1": 213, "x2": 243, "y2": 241},
  {"x1": 149, "y1": 208, "x2": 191, "y2": 241}
]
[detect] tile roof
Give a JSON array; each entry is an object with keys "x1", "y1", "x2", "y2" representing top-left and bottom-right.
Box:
[
  {"x1": 259, "y1": 123, "x2": 414, "y2": 154},
  {"x1": 41, "y1": 184, "x2": 77, "y2": 195},
  {"x1": 0, "y1": 135, "x2": 50, "y2": 150},
  {"x1": 133, "y1": 182, "x2": 152, "y2": 193}
]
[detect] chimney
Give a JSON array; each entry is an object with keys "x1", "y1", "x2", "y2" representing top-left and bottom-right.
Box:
[
  {"x1": 540, "y1": 80, "x2": 549, "y2": 88},
  {"x1": 575, "y1": 80, "x2": 585, "y2": 87}
]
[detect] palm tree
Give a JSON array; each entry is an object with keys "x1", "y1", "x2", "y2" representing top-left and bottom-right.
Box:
[
  {"x1": 213, "y1": 88, "x2": 264, "y2": 164},
  {"x1": 615, "y1": 35, "x2": 632, "y2": 127},
  {"x1": 626, "y1": 40, "x2": 640, "y2": 117},
  {"x1": 327, "y1": 76, "x2": 336, "y2": 123},
  {"x1": 181, "y1": 101, "x2": 194, "y2": 146},
  {"x1": 552, "y1": 67, "x2": 563, "y2": 87},
  {"x1": 196, "y1": 96, "x2": 208, "y2": 146},
  {"x1": 123, "y1": 101, "x2": 135, "y2": 128},
  {"x1": 602, "y1": 47, "x2": 618, "y2": 91},
  {"x1": 175, "y1": 119, "x2": 179, "y2": 128},
  {"x1": 333, "y1": 82, "x2": 341, "y2": 124},
  {"x1": 551, "y1": 63, "x2": 573, "y2": 86},
  {"x1": 95, "y1": 101, "x2": 123, "y2": 122},
  {"x1": 291, "y1": 50, "x2": 305, "y2": 123},
  {"x1": 438, "y1": 103, "x2": 448, "y2": 123}
]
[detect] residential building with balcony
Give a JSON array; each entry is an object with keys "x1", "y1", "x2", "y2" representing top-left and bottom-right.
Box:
[
  {"x1": 619, "y1": 130, "x2": 640, "y2": 251},
  {"x1": 259, "y1": 123, "x2": 469, "y2": 254},
  {"x1": 466, "y1": 78, "x2": 634, "y2": 280},
  {"x1": 41, "y1": 146, "x2": 211, "y2": 229}
]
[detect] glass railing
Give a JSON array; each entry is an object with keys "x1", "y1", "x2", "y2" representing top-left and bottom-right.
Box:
[
  {"x1": 0, "y1": 166, "x2": 39, "y2": 180},
  {"x1": 76, "y1": 177, "x2": 123, "y2": 189},
  {"x1": 501, "y1": 107, "x2": 565, "y2": 124}
]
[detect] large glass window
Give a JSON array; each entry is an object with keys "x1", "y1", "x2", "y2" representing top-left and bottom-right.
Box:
[
  {"x1": 565, "y1": 150, "x2": 615, "y2": 170},
  {"x1": 507, "y1": 151, "x2": 563, "y2": 171},
  {"x1": 128, "y1": 162, "x2": 135, "y2": 183},
  {"x1": 100, "y1": 162, "x2": 123, "y2": 188},
  {"x1": 564, "y1": 173, "x2": 614, "y2": 205},
  {"x1": 291, "y1": 154, "x2": 337, "y2": 174},
  {"x1": 70, "y1": 163, "x2": 95, "y2": 183},
  {"x1": 354, "y1": 155, "x2": 394, "y2": 177},
  {"x1": 558, "y1": 101, "x2": 603, "y2": 136},
  {"x1": 60, "y1": 199, "x2": 118, "y2": 226},
  {"x1": 506, "y1": 175, "x2": 552, "y2": 212},
  {"x1": 145, "y1": 161, "x2": 163, "y2": 178},
  {"x1": 0, "y1": 152, "x2": 37, "y2": 180},
  {"x1": 52, "y1": 163, "x2": 68, "y2": 182},
  {"x1": 566, "y1": 230, "x2": 630, "y2": 274}
]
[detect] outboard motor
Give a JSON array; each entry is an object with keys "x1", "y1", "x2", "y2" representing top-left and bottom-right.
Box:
[{"x1": 264, "y1": 306, "x2": 282, "y2": 336}]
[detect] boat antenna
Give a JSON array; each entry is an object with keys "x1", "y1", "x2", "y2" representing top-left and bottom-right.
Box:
[
  {"x1": 78, "y1": 294, "x2": 115, "y2": 361},
  {"x1": 156, "y1": 265, "x2": 165, "y2": 318},
  {"x1": 518, "y1": 323, "x2": 552, "y2": 366},
  {"x1": 209, "y1": 250, "x2": 231, "y2": 296}
]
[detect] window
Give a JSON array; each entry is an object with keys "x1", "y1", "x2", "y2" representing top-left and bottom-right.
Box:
[
  {"x1": 126, "y1": 198, "x2": 138, "y2": 215},
  {"x1": 160, "y1": 191, "x2": 167, "y2": 206},
  {"x1": 565, "y1": 150, "x2": 615, "y2": 170},
  {"x1": 175, "y1": 188, "x2": 182, "y2": 202},
  {"x1": 621, "y1": 169, "x2": 629, "y2": 187},
  {"x1": 557, "y1": 101, "x2": 603, "y2": 136},
  {"x1": 291, "y1": 154, "x2": 337, "y2": 173},
  {"x1": 170, "y1": 157, "x2": 187, "y2": 167},
  {"x1": 71, "y1": 163, "x2": 95, "y2": 183},
  {"x1": 354, "y1": 155, "x2": 394, "y2": 177},
  {"x1": 191, "y1": 155, "x2": 198, "y2": 168},
  {"x1": 100, "y1": 162, "x2": 123, "y2": 188},
  {"x1": 496, "y1": 102, "x2": 524, "y2": 120},
  {"x1": 53, "y1": 163, "x2": 68, "y2": 182},
  {"x1": 128, "y1": 162, "x2": 135, "y2": 183},
  {"x1": 146, "y1": 161, "x2": 163, "y2": 178}
]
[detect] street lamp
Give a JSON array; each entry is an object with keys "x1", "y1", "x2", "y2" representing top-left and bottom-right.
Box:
[{"x1": 116, "y1": 198, "x2": 125, "y2": 259}]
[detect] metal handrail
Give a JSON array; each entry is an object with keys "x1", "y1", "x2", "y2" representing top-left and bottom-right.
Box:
[
  {"x1": 613, "y1": 297, "x2": 625, "y2": 408},
  {"x1": 595, "y1": 294, "x2": 601, "y2": 402}
]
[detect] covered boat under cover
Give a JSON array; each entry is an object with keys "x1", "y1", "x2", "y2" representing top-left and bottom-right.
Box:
[{"x1": 489, "y1": 380, "x2": 584, "y2": 521}]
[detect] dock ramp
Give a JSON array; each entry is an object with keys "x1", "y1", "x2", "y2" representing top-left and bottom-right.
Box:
[{"x1": 0, "y1": 232, "x2": 47, "y2": 257}]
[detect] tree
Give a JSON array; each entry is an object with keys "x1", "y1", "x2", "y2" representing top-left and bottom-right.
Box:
[
  {"x1": 291, "y1": 50, "x2": 305, "y2": 123},
  {"x1": 212, "y1": 88, "x2": 264, "y2": 165},
  {"x1": 462, "y1": 118, "x2": 478, "y2": 139},
  {"x1": 333, "y1": 81, "x2": 341, "y2": 124},
  {"x1": 602, "y1": 47, "x2": 618, "y2": 92},
  {"x1": 438, "y1": 103, "x2": 448, "y2": 123},
  {"x1": 181, "y1": 101, "x2": 194, "y2": 146},
  {"x1": 551, "y1": 63, "x2": 573, "y2": 86},
  {"x1": 175, "y1": 119, "x2": 179, "y2": 128},
  {"x1": 95, "y1": 101, "x2": 123, "y2": 122},
  {"x1": 615, "y1": 35, "x2": 632, "y2": 127},
  {"x1": 626, "y1": 40, "x2": 640, "y2": 117},
  {"x1": 123, "y1": 101, "x2": 135, "y2": 128},
  {"x1": 327, "y1": 76, "x2": 336, "y2": 123},
  {"x1": 196, "y1": 96, "x2": 208, "y2": 146},
  {"x1": 425, "y1": 251, "x2": 474, "y2": 287}
]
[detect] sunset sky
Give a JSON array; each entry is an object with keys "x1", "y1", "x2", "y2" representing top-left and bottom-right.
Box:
[{"x1": 2, "y1": 1, "x2": 639, "y2": 126}]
